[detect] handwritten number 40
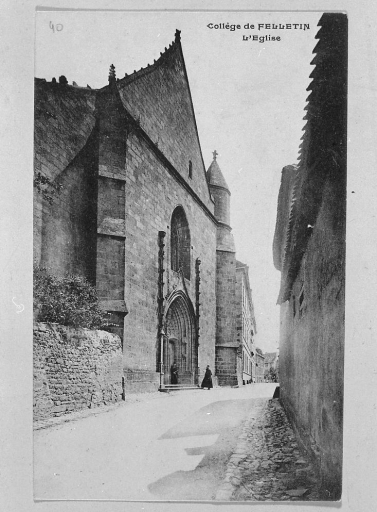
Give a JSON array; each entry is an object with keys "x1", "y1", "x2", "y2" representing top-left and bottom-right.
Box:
[{"x1": 49, "y1": 21, "x2": 63, "y2": 33}]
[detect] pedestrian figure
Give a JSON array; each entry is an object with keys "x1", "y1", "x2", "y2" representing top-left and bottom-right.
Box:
[
  {"x1": 201, "y1": 365, "x2": 213, "y2": 390},
  {"x1": 170, "y1": 361, "x2": 179, "y2": 384}
]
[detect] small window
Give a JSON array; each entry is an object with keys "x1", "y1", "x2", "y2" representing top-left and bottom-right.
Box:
[{"x1": 188, "y1": 161, "x2": 193, "y2": 179}]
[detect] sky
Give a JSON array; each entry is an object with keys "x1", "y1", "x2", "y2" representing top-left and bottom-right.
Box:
[{"x1": 35, "y1": 10, "x2": 322, "y2": 353}]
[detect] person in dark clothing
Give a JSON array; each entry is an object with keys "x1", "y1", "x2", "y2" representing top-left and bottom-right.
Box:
[
  {"x1": 201, "y1": 365, "x2": 213, "y2": 390},
  {"x1": 171, "y1": 362, "x2": 179, "y2": 384}
]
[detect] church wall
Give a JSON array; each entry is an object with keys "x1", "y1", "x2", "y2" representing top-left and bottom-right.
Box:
[
  {"x1": 121, "y1": 132, "x2": 217, "y2": 392},
  {"x1": 215, "y1": 346, "x2": 238, "y2": 387},
  {"x1": 279, "y1": 176, "x2": 345, "y2": 499},
  {"x1": 34, "y1": 82, "x2": 98, "y2": 283},
  {"x1": 38, "y1": 130, "x2": 98, "y2": 283},
  {"x1": 117, "y1": 45, "x2": 213, "y2": 211},
  {"x1": 215, "y1": 249, "x2": 238, "y2": 386}
]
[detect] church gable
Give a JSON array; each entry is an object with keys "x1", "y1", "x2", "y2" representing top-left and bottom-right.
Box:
[{"x1": 116, "y1": 31, "x2": 213, "y2": 211}]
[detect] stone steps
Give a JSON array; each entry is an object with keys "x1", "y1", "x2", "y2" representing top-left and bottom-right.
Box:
[{"x1": 159, "y1": 385, "x2": 200, "y2": 392}]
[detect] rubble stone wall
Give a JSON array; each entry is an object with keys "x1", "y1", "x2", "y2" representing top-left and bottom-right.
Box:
[{"x1": 33, "y1": 323, "x2": 123, "y2": 420}]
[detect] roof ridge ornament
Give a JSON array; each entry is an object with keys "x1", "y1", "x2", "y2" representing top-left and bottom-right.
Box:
[
  {"x1": 212, "y1": 150, "x2": 218, "y2": 161},
  {"x1": 175, "y1": 29, "x2": 181, "y2": 43},
  {"x1": 108, "y1": 64, "x2": 116, "y2": 84}
]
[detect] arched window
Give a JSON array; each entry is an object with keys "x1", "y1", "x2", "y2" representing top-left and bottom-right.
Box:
[
  {"x1": 188, "y1": 161, "x2": 193, "y2": 179},
  {"x1": 171, "y1": 206, "x2": 191, "y2": 280}
]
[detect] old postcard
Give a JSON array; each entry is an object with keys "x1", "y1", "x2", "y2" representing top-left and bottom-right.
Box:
[{"x1": 31, "y1": 7, "x2": 347, "y2": 504}]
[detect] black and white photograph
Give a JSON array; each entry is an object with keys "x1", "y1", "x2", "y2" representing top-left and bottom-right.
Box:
[{"x1": 31, "y1": 8, "x2": 348, "y2": 503}]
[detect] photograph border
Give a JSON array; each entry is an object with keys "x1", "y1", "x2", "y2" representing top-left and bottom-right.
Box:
[{"x1": 1, "y1": 0, "x2": 377, "y2": 511}]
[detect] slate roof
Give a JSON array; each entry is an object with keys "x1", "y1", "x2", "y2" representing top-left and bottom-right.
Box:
[{"x1": 207, "y1": 156, "x2": 230, "y2": 191}]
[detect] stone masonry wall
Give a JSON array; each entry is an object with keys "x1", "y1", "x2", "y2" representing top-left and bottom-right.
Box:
[
  {"x1": 215, "y1": 249, "x2": 238, "y2": 385},
  {"x1": 279, "y1": 176, "x2": 345, "y2": 499},
  {"x1": 33, "y1": 323, "x2": 123, "y2": 420},
  {"x1": 215, "y1": 346, "x2": 238, "y2": 387},
  {"x1": 39, "y1": 133, "x2": 99, "y2": 283},
  {"x1": 215, "y1": 250, "x2": 237, "y2": 345},
  {"x1": 34, "y1": 81, "x2": 97, "y2": 276},
  {"x1": 121, "y1": 131, "x2": 217, "y2": 392},
  {"x1": 95, "y1": 87, "x2": 129, "y2": 339},
  {"x1": 117, "y1": 43, "x2": 213, "y2": 211}
]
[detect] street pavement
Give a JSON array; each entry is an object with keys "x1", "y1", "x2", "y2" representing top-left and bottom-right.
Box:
[{"x1": 34, "y1": 383, "x2": 321, "y2": 502}]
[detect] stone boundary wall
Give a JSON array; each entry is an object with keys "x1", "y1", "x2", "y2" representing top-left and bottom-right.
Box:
[{"x1": 33, "y1": 323, "x2": 123, "y2": 421}]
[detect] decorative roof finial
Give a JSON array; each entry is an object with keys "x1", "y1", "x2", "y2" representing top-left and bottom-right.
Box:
[
  {"x1": 175, "y1": 29, "x2": 181, "y2": 43},
  {"x1": 108, "y1": 64, "x2": 116, "y2": 84},
  {"x1": 212, "y1": 150, "x2": 218, "y2": 161}
]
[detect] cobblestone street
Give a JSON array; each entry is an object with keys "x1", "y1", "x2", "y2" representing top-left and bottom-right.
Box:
[{"x1": 216, "y1": 397, "x2": 322, "y2": 501}]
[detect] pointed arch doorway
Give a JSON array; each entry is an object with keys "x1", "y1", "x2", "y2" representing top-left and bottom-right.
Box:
[{"x1": 163, "y1": 292, "x2": 197, "y2": 385}]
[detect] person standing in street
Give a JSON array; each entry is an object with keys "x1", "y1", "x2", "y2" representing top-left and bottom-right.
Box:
[
  {"x1": 170, "y1": 361, "x2": 179, "y2": 384},
  {"x1": 201, "y1": 365, "x2": 213, "y2": 390}
]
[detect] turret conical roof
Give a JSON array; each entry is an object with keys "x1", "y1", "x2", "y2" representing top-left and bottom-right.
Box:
[{"x1": 207, "y1": 151, "x2": 230, "y2": 191}]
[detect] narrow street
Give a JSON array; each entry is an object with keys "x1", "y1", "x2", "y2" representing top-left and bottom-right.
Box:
[{"x1": 34, "y1": 383, "x2": 320, "y2": 502}]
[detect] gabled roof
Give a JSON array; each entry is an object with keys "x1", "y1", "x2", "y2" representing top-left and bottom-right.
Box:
[{"x1": 114, "y1": 31, "x2": 214, "y2": 211}]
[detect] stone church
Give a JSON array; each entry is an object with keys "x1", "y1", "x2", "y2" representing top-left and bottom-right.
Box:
[{"x1": 34, "y1": 30, "x2": 256, "y2": 393}]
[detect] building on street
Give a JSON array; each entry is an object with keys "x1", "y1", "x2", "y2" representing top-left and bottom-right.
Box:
[
  {"x1": 272, "y1": 13, "x2": 347, "y2": 500},
  {"x1": 255, "y1": 348, "x2": 265, "y2": 383},
  {"x1": 263, "y1": 351, "x2": 279, "y2": 381},
  {"x1": 33, "y1": 29, "x2": 256, "y2": 399},
  {"x1": 235, "y1": 260, "x2": 257, "y2": 385}
]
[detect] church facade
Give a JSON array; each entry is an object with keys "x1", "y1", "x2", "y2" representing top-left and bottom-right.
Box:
[{"x1": 34, "y1": 30, "x2": 254, "y2": 393}]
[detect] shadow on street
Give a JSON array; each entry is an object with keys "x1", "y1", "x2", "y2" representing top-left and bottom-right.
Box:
[{"x1": 148, "y1": 398, "x2": 264, "y2": 500}]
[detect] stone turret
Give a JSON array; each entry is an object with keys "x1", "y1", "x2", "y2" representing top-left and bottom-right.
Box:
[
  {"x1": 207, "y1": 150, "x2": 230, "y2": 225},
  {"x1": 207, "y1": 151, "x2": 237, "y2": 386},
  {"x1": 207, "y1": 151, "x2": 235, "y2": 252}
]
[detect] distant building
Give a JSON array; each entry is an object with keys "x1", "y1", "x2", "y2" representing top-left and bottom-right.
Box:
[
  {"x1": 235, "y1": 261, "x2": 257, "y2": 385},
  {"x1": 263, "y1": 351, "x2": 279, "y2": 381},
  {"x1": 255, "y1": 348, "x2": 265, "y2": 383},
  {"x1": 272, "y1": 13, "x2": 347, "y2": 500}
]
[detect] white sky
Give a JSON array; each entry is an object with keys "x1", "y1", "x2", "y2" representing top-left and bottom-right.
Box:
[{"x1": 35, "y1": 10, "x2": 322, "y2": 353}]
